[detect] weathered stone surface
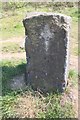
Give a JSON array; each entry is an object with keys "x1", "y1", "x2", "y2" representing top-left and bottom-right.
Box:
[{"x1": 23, "y1": 12, "x2": 71, "y2": 92}]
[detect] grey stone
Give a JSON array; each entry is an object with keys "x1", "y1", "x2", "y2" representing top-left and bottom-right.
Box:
[
  {"x1": 23, "y1": 12, "x2": 71, "y2": 93},
  {"x1": 9, "y1": 74, "x2": 26, "y2": 90}
]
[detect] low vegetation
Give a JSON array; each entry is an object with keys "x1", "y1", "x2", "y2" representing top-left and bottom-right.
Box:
[
  {"x1": 0, "y1": 2, "x2": 78, "y2": 56},
  {"x1": 73, "y1": 46, "x2": 80, "y2": 56},
  {"x1": 1, "y1": 93, "x2": 17, "y2": 118},
  {"x1": 1, "y1": 42, "x2": 25, "y2": 53},
  {"x1": 0, "y1": 58, "x2": 77, "y2": 118},
  {"x1": 0, "y1": 2, "x2": 79, "y2": 118},
  {"x1": 68, "y1": 69, "x2": 78, "y2": 87},
  {"x1": 0, "y1": 59, "x2": 26, "y2": 95},
  {"x1": 38, "y1": 93, "x2": 75, "y2": 118},
  {"x1": 0, "y1": 3, "x2": 78, "y2": 40}
]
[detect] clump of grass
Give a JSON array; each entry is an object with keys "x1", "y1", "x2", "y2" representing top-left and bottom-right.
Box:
[
  {"x1": 1, "y1": 92, "x2": 17, "y2": 118},
  {"x1": 73, "y1": 46, "x2": 80, "y2": 56},
  {"x1": 68, "y1": 69, "x2": 78, "y2": 87},
  {"x1": 69, "y1": 69, "x2": 77, "y2": 79},
  {"x1": 38, "y1": 93, "x2": 75, "y2": 118},
  {"x1": 1, "y1": 42, "x2": 25, "y2": 53}
]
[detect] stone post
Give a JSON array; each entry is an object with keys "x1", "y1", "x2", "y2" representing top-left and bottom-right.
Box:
[{"x1": 23, "y1": 12, "x2": 71, "y2": 93}]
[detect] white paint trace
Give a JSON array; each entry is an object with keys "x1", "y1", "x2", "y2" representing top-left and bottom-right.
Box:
[{"x1": 41, "y1": 24, "x2": 54, "y2": 52}]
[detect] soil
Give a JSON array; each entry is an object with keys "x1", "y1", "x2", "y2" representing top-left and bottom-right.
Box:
[{"x1": 0, "y1": 52, "x2": 26, "y2": 60}]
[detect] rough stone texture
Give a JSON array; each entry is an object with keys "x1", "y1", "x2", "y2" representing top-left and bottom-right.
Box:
[
  {"x1": 23, "y1": 12, "x2": 71, "y2": 93},
  {"x1": 9, "y1": 74, "x2": 26, "y2": 90}
]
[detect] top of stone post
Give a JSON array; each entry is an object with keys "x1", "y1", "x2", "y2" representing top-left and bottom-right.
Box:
[
  {"x1": 23, "y1": 12, "x2": 71, "y2": 32},
  {"x1": 23, "y1": 12, "x2": 71, "y2": 22},
  {"x1": 23, "y1": 12, "x2": 71, "y2": 34}
]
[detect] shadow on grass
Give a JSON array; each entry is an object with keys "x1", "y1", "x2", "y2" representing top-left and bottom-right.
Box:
[
  {"x1": 0, "y1": 60, "x2": 76, "y2": 118},
  {"x1": 1, "y1": 59, "x2": 63, "y2": 97},
  {"x1": 0, "y1": 59, "x2": 26, "y2": 96}
]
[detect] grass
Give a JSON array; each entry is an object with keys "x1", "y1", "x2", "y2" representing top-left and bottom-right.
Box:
[
  {"x1": 0, "y1": 59, "x2": 77, "y2": 118},
  {"x1": 70, "y1": 21, "x2": 78, "y2": 56},
  {"x1": 0, "y1": 59, "x2": 26, "y2": 118},
  {"x1": 0, "y1": 59, "x2": 26, "y2": 95},
  {"x1": 0, "y1": 4, "x2": 79, "y2": 56},
  {"x1": 0, "y1": 3, "x2": 79, "y2": 40},
  {"x1": 73, "y1": 46, "x2": 80, "y2": 56},
  {"x1": 0, "y1": 3, "x2": 78, "y2": 118},
  {"x1": 0, "y1": 60, "x2": 77, "y2": 118},
  {"x1": 1, "y1": 88, "x2": 75, "y2": 118},
  {"x1": 0, "y1": 14, "x2": 25, "y2": 40},
  {"x1": 1, "y1": 42, "x2": 25, "y2": 53},
  {"x1": 1, "y1": 59, "x2": 26, "y2": 81},
  {"x1": 68, "y1": 69, "x2": 78, "y2": 87},
  {"x1": 1, "y1": 92, "x2": 17, "y2": 118},
  {"x1": 38, "y1": 93, "x2": 75, "y2": 118}
]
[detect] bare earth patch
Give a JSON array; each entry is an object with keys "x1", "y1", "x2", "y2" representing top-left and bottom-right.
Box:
[
  {"x1": 13, "y1": 92, "x2": 46, "y2": 118},
  {"x1": 0, "y1": 36, "x2": 25, "y2": 43},
  {"x1": 70, "y1": 55, "x2": 78, "y2": 72},
  {"x1": 0, "y1": 52, "x2": 26, "y2": 60},
  {"x1": 14, "y1": 96, "x2": 39, "y2": 118}
]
